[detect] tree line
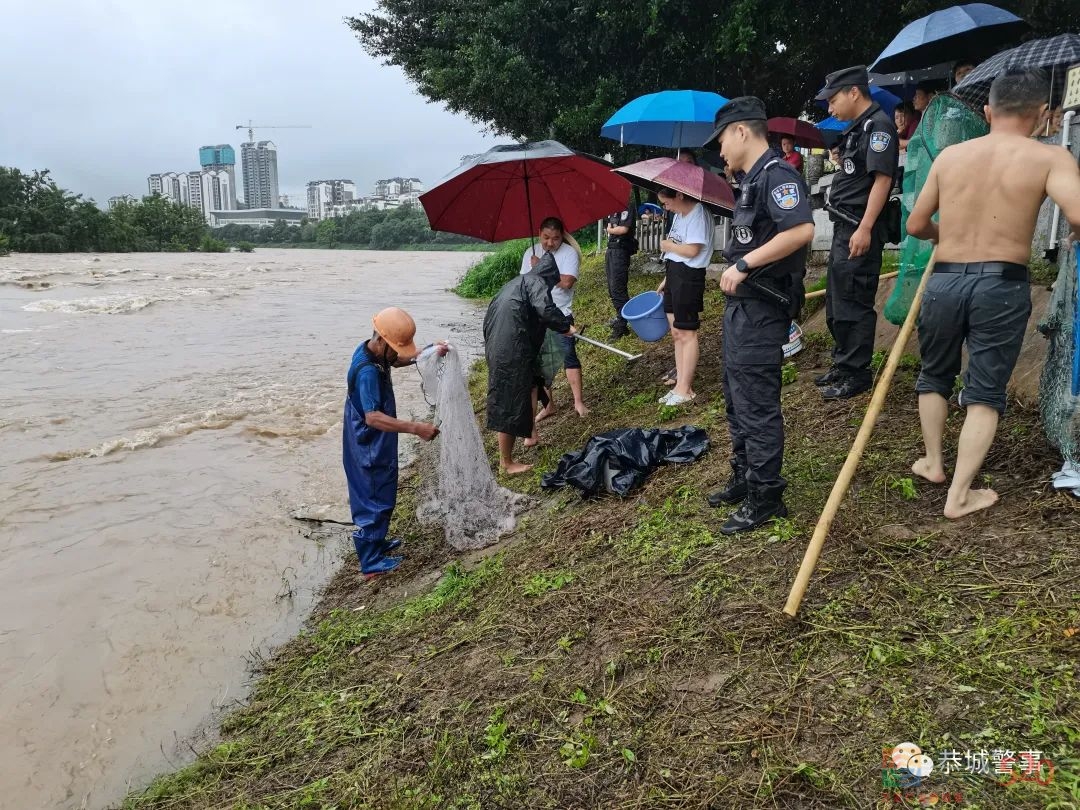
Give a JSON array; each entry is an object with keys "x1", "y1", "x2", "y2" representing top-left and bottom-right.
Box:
[
  {"x1": 349, "y1": 0, "x2": 1074, "y2": 159},
  {"x1": 0, "y1": 166, "x2": 479, "y2": 254}
]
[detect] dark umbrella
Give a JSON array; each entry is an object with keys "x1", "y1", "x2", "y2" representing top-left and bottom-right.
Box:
[
  {"x1": 613, "y1": 157, "x2": 736, "y2": 215},
  {"x1": 870, "y1": 3, "x2": 1027, "y2": 74},
  {"x1": 419, "y1": 141, "x2": 632, "y2": 243},
  {"x1": 767, "y1": 117, "x2": 825, "y2": 149},
  {"x1": 952, "y1": 33, "x2": 1080, "y2": 111}
]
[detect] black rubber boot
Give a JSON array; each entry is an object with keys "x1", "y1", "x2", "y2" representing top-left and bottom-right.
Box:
[
  {"x1": 814, "y1": 367, "x2": 844, "y2": 387},
  {"x1": 610, "y1": 319, "x2": 629, "y2": 340},
  {"x1": 821, "y1": 376, "x2": 872, "y2": 400},
  {"x1": 719, "y1": 490, "x2": 788, "y2": 535},
  {"x1": 707, "y1": 460, "x2": 747, "y2": 507}
]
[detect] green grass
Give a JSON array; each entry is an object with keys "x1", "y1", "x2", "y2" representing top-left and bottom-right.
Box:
[
  {"x1": 124, "y1": 252, "x2": 1080, "y2": 810},
  {"x1": 454, "y1": 239, "x2": 530, "y2": 298}
]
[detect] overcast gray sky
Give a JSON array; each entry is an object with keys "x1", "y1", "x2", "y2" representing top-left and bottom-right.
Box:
[{"x1": 0, "y1": 0, "x2": 496, "y2": 204}]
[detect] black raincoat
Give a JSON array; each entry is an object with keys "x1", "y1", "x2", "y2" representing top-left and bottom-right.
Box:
[{"x1": 483, "y1": 252, "x2": 574, "y2": 438}]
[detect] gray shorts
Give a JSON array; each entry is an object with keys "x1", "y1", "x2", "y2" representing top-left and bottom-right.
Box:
[{"x1": 915, "y1": 263, "x2": 1031, "y2": 415}]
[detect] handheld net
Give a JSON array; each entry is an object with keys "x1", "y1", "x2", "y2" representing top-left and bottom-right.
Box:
[{"x1": 415, "y1": 349, "x2": 532, "y2": 550}]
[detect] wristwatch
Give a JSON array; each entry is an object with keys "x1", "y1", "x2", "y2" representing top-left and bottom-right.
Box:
[{"x1": 734, "y1": 258, "x2": 750, "y2": 273}]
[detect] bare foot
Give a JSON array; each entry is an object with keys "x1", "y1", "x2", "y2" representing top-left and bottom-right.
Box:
[
  {"x1": 574, "y1": 402, "x2": 590, "y2": 417},
  {"x1": 944, "y1": 488, "x2": 999, "y2": 519},
  {"x1": 535, "y1": 404, "x2": 556, "y2": 423},
  {"x1": 523, "y1": 436, "x2": 539, "y2": 448},
  {"x1": 500, "y1": 461, "x2": 533, "y2": 476},
  {"x1": 911, "y1": 457, "x2": 947, "y2": 484}
]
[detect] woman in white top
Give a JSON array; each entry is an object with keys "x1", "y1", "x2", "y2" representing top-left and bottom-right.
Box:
[
  {"x1": 655, "y1": 187, "x2": 714, "y2": 406},
  {"x1": 519, "y1": 217, "x2": 588, "y2": 423}
]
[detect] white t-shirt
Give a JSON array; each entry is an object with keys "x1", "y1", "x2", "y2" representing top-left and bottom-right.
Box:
[
  {"x1": 662, "y1": 202, "x2": 714, "y2": 269},
  {"x1": 520, "y1": 242, "x2": 580, "y2": 315}
]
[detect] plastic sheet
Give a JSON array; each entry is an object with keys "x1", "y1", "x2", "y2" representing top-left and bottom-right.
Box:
[{"x1": 541, "y1": 426, "x2": 709, "y2": 497}]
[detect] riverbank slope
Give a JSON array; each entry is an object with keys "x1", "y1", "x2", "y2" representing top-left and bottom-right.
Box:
[{"x1": 123, "y1": 254, "x2": 1080, "y2": 809}]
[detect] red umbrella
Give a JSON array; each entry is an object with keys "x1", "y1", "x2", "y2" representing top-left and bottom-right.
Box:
[
  {"x1": 613, "y1": 158, "x2": 735, "y2": 215},
  {"x1": 767, "y1": 117, "x2": 825, "y2": 149},
  {"x1": 419, "y1": 141, "x2": 632, "y2": 243}
]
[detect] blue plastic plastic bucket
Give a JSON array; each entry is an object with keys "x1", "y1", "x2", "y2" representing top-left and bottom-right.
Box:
[{"x1": 621, "y1": 291, "x2": 669, "y2": 342}]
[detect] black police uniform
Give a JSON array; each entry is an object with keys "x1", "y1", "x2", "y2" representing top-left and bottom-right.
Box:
[
  {"x1": 604, "y1": 208, "x2": 635, "y2": 333},
  {"x1": 823, "y1": 92, "x2": 898, "y2": 393},
  {"x1": 718, "y1": 153, "x2": 812, "y2": 519}
]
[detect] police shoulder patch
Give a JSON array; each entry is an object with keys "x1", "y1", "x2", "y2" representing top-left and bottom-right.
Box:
[
  {"x1": 771, "y1": 182, "x2": 800, "y2": 210},
  {"x1": 870, "y1": 131, "x2": 892, "y2": 152}
]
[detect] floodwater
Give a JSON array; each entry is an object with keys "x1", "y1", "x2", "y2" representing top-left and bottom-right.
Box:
[{"x1": 0, "y1": 249, "x2": 484, "y2": 809}]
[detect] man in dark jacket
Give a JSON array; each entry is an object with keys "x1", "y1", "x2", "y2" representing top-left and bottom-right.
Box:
[{"x1": 484, "y1": 252, "x2": 576, "y2": 474}]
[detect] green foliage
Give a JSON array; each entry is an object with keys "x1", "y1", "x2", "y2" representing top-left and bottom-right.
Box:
[
  {"x1": 781, "y1": 361, "x2": 797, "y2": 386},
  {"x1": 236, "y1": 241, "x2": 255, "y2": 253},
  {"x1": 348, "y1": 1, "x2": 1074, "y2": 153},
  {"x1": 455, "y1": 239, "x2": 529, "y2": 298},
  {"x1": 0, "y1": 233, "x2": 9, "y2": 255},
  {"x1": 522, "y1": 570, "x2": 574, "y2": 596},
  {"x1": 199, "y1": 234, "x2": 229, "y2": 253},
  {"x1": 888, "y1": 476, "x2": 918, "y2": 500},
  {"x1": 0, "y1": 167, "x2": 211, "y2": 252}
]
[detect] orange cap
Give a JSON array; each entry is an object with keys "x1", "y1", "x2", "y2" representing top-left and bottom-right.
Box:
[{"x1": 372, "y1": 307, "x2": 419, "y2": 360}]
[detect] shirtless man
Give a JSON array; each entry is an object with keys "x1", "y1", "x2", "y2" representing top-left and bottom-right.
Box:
[{"x1": 906, "y1": 69, "x2": 1080, "y2": 518}]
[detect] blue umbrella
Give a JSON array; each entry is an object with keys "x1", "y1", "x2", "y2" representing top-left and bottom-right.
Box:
[
  {"x1": 870, "y1": 3, "x2": 1027, "y2": 74},
  {"x1": 816, "y1": 116, "x2": 847, "y2": 148},
  {"x1": 601, "y1": 90, "x2": 729, "y2": 148},
  {"x1": 816, "y1": 86, "x2": 901, "y2": 117}
]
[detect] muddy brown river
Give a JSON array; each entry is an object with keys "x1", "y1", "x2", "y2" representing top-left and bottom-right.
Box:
[{"x1": 0, "y1": 249, "x2": 484, "y2": 808}]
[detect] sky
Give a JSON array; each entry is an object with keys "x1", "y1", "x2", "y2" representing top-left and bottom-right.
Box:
[{"x1": 0, "y1": 0, "x2": 497, "y2": 205}]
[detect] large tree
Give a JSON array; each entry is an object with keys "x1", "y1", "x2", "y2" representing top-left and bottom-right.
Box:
[{"x1": 349, "y1": 0, "x2": 1073, "y2": 156}]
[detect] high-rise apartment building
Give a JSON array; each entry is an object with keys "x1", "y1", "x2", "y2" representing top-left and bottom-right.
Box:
[
  {"x1": 241, "y1": 141, "x2": 279, "y2": 210},
  {"x1": 306, "y1": 179, "x2": 356, "y2": 220},
  {"x1": 199, "y1": 144, "x2": 237, "y2": 207},
  {"x1": 147, "y1": 169, "x2": 233, "y2": 224}
]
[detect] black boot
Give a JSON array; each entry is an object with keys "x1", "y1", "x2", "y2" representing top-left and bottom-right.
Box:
[
  {"x1": 719, "y1": 489, "x2": 788, "y2": 535},
  {"x1": 821, "y1": 375, "x2": 871, "y2": 400},
  {"x1": 707, "y1": 460, "x2": 747, "y2": 507},
  {"x1": 814, "y1": 366, "x2": 844, "y2": 387},
  {"x1": 610, "y1": 319, "x2": 629, "y2": 340}
]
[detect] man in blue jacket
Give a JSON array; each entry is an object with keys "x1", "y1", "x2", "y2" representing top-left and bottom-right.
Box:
[{"x1": 344, "y1": 306, "x2": 445, "y2": 578}]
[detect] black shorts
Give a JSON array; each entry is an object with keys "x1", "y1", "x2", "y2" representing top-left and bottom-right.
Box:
[
  {"x1": 663, "y1": 260, "x2": 707, "y2": 330},
  {"x1": 915, "y1": 263, "x2": 1031, "y2": 415}
]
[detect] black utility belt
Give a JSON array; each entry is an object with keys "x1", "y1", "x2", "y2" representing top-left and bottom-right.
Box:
[
  {"x1": 608, "y1": 239, "x2": 634, "y2": 249},
  {"x1": 934, "y1": 261, "x2": 1028, "y2": 281}
]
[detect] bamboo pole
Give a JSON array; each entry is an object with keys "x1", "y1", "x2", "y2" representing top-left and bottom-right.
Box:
[
  {"x1": 804, "y1": 271, "x2": 899, "y2": 300},
  {"x1": 783, "y1": 251, "x2": 936, "y2": 618}
]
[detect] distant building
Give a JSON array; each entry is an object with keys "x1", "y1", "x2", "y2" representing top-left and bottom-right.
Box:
[
  {"x1": 278, "y1": 194, "x2": 297, "y2": 209},
  {"x1": 209, "y1": 208, "x2": 305, "y2": 228},
  {"x1": 241, "y1": 141, "x2": 279, "y2": 210},
  {"x1": 107, "y1": 194, "x2": 136, "y2": 210},
  {"x1": 146, "y1": 169, "x2": 233, "y2": 224},
  {"x1": 373, "y1": 177, "x2": 424, "y2": 198},
  {"x1": 199, "y1": 144, "x2": 237, "y2": 208},
  {"x1": 306, "y1": 179, "x2": 356, "y2": 220}
]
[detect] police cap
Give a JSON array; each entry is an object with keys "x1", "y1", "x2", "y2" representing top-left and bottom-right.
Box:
[
  {"x1": 703, "y1": 96, "x2": 767, "y2": 147},
  {"x1": 815, "y1": 65, "x2": 869, "y2": 100}
]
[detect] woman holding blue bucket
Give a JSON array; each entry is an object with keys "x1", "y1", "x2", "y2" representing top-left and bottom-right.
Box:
[{"x1": 654, "y1": 186, "x2": 715, "y2": 407}]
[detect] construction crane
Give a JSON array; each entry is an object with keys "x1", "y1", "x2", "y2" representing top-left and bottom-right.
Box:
[{"x1": 235, "y1": 120, "x2": 312, "y2": 143}]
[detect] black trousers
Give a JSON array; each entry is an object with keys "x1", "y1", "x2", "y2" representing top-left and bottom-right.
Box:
[
  {"x1": 826, "y1": 220, "x2": 884, "y2": 383},
  {"x1": 605, "y1": 247, "x2": 632, "y2": 323},
  {"x1": 722, "y1": 297, "x2": 789, "y2": 496}
]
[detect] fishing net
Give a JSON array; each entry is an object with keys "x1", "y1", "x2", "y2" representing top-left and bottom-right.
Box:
[
  {"x1": 883, "y1": 94, "x2": 989, "y2": 325},
  {"x1": 415, "y1": 348, "x2": 532, "y2": 550},
  {"x1": 1039, "y1": 244, "x2": 1080, "y2": 464}
]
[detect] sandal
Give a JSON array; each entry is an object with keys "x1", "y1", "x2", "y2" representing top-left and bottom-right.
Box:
[{"x1": 659, "y1": 367, "x2": 677, "y2": 386}]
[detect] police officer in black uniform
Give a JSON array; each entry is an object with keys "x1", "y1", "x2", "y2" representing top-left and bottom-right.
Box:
[
  {"x1": 604, "y1": 205, "x2": 636, "y2": 339},
  {"x1": 816, "y1": 65, "x2": 899, "y2": 399},
  {"x1": 702, "y1": 97, "x2": 816, "y2": 534}
]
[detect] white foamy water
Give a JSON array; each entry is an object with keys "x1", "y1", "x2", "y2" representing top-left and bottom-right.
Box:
[{"x1": 0, "y1": 249, "x2": 484, "y2": 809}]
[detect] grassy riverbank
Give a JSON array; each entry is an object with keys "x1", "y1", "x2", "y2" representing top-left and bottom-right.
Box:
[{"x1": 124, "y1": 254, "x2": 1079, "y2": 809}]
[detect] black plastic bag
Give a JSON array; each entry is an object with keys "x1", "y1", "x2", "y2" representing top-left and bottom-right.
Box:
[{"x1": 541, "y1": 426, "x2": 710, "y2": 497}]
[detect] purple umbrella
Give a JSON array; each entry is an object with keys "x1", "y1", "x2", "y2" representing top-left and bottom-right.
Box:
[{"x1": 613, "y1": 158, "x2": 736, "y2": 215}]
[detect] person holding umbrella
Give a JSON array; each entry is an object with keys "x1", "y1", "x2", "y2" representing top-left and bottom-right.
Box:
[
  {"x1": 703, "y1": 97, "x2": 815, "y2": 533},
  {"x1": 816, "y1": 65, "x2": 900, "y2": 399},
  {"x1": 656, "y1": 186, "x2": 715, "y2": 407},
  {"x1": 779, "y1": 136, "x2": 803, "y2": 173}
]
